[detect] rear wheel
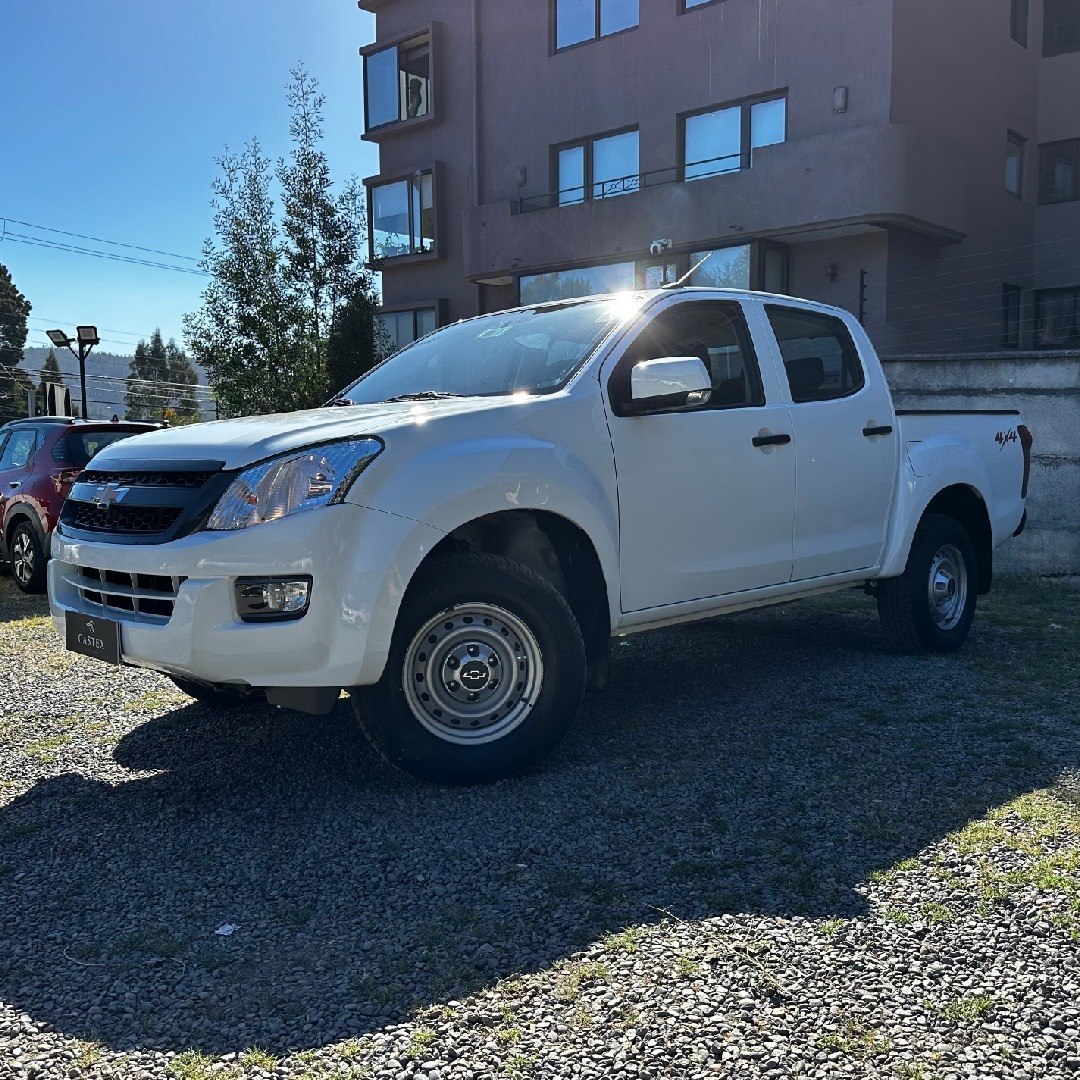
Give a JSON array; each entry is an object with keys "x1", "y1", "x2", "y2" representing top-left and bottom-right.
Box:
[
  {"x1": 877, "y1": 513, "x2": 977, "y2": 653},
  {"x1": 10, "y1": 522, "x2": 47, "y2": 594},
  {"x1": 167, "y1": 675, "x2": 253, "y2": 708},
  {"x1": 353, "y1": 552, "x2": 586, "y2": 785}
]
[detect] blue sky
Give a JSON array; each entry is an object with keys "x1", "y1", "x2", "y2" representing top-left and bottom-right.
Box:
[{"x1": 2, "y1": 0, "x2": 378, "y2": 356}]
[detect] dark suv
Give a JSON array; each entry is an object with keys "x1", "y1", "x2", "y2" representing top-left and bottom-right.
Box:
[{"x1": 0, "y1": 417, "x2": 163, "y2": 594}]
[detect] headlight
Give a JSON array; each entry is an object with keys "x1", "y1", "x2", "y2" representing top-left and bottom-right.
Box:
[{"x1": 206, "y1": 438, "x2": 383, "y2": 531}]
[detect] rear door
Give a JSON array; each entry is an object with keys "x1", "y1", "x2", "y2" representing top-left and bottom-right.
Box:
[
  {"x1": 603, "y1": 297, "x2": 796, "y2": 611},
  {"x1": 0, "y1": 427, "x2": 39, "y2": 530},
  {"x1": 760, "y1": 304, "x2": 898, "y2": 579}
]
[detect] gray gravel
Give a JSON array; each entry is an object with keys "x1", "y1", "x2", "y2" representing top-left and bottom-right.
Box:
[{"x1": 0, "y1": 573, "x2": 1077, "y2": 1080}]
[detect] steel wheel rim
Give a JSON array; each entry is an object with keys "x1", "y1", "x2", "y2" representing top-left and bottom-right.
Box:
[
  {"x1": 403, "y1": 602, "x2": 544, "y2": 746},
  {"x1": 927, "y1": 543, "x2": 968, "y2": 631},
  {"x1": 12, "y1": 532, "x2": 34, "y2": 585}
]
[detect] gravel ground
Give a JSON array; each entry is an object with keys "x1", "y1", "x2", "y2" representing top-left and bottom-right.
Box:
[{"x1": 0, "y1": 572, "x2": 1077, "y2": 1080}]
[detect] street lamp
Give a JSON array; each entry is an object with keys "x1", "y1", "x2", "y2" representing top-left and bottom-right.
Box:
[{"x1": 46, "y1": 325, "x2": 98, "y2": 418}]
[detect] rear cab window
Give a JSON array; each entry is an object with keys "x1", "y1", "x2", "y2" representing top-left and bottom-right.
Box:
[
  {"x1": 765, "y1": 305, "x2": 865, "y2": 402},
  {"x1": 53, "y1": 430, "x2": 142, "y2": 467},
  {"x1": 612, "y1": 300, "x2": 765, "y2": 411}
]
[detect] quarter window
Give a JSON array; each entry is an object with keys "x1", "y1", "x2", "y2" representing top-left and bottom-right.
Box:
[
  {"x1": 556, "y1": 0, "x2": 638, "y2": 49},
  {"x1": 363, "y1": 31, "x2": 431, "y2": 132},
  {"x1": 766, "y1": 307, "x2": 865, "y2": 403},
  {"x1": 683, "y1": 95, "x2": 786, "y2": 181},
  {"x1": 1039, "y1": 140, "x2": 1079, "y2": 204},
  {"x1": 1005, "y1": 131, "x2": 1025, "y2": 197},
  {"x1": 555, "y1": 129, "x2": 639, "y2": 205},
  {"x1": 367, "y1": 170, "x2": 436, "y2": 261},
  {"x1": 618, "y1": 301, "x2": 765, "y2": 410}
]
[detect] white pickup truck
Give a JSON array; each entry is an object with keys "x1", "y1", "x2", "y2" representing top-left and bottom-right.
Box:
[{"x1": 49, "y1": 289, "x2": 1031, "y2": 783}]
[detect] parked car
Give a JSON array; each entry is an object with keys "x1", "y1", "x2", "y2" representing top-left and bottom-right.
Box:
[
  {"x1": 48, "y1": 290, "x2": 1031, "y2": 783},
  {"x1": 0, "y1": 417, "x2": 164, "y2": 593}
]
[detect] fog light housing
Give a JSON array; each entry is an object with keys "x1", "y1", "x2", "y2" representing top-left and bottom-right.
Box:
[{"x1": 234, "y1": 576, "x2": 312, "y2": 622}]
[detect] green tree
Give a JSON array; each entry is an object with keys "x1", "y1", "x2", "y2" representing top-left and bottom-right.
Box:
[
  {"x1": 185, "y1": 67, "x2": 382, "y2": 417},
  {"x1": 37, "y1": 348, "x2": 65, "y2": 414},
  {"x1": 0, "y1": 262, "x2": 33, "y2": 421},
  {"x1": 125, "y1": 329, "x2": 203, "y2": 421}
]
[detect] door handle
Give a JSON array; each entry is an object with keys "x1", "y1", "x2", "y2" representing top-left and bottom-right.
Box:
[
  {"x1": 8, "y1": 481, "x2": 20, "y2": 489},
  {"x1": 862, "y1": 425, "x2": 893, "y2": 437},
  {"x1": 752, "y1": 433, "x2": 792, "y2": 448}
]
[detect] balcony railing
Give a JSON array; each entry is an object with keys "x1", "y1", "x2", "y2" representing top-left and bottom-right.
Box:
[{"x1": 513, "y1": 150, "x2": 747, "y2": 215}]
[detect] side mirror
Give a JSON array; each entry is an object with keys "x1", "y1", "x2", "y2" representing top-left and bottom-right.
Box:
[{"x1": 627, "y1": 356, "x2": 712, "y2": 414}]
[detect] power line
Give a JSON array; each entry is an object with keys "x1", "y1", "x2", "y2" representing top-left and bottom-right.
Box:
[
  {"x1": 1, "y1": 215, "x2": 201, "y2": 263},
  {"x1": 1, "y1": 233, "x2": 209, "y2": 276}
]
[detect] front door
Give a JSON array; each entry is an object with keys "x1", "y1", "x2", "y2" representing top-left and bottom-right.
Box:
[
  {"x1": 0, "y1": 427, "x2": 38, "y2": 532},
  {"x1": 761, "y1": 304, "x2": 898, "y2": 580},
  {"x1": 603, "y1": 298, "x2": 796, "y2": 612}
]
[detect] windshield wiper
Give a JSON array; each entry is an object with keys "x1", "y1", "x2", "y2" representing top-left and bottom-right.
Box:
[
  {"x1": 386, "y1": 391, "x2": 466, "y2": 402},
  {"x1": 325, "y1": 397, "x2": 357, "y2": 407}
]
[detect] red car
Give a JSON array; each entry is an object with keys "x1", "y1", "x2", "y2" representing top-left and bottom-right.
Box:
[{"x1": 0, "y1": 417, "x2": 163, "y2": 594}]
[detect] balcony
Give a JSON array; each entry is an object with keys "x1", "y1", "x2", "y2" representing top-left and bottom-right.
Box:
[{"x1": 462, "y1": 123, "x2": 969, "y2": 280}]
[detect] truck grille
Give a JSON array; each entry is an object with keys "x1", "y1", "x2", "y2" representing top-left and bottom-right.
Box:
[
  {"x1": 68, "y1": 503, "x2": 183, "y2": 535},
  {"x1": 62, "y1": 564, "x2": 185, "y2": 622},
  {"x1": 79, "y1": 469, "x2": 218, "y2": 489}
]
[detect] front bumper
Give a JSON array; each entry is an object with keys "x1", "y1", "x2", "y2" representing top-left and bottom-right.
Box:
[{"x1": 49, "y1": 503, "x2": 443, "y2": 689}]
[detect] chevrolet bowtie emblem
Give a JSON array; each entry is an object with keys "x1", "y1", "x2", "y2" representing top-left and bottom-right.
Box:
[{"x1": 90, "y1": 483, "x2": 127, "y2": 507}]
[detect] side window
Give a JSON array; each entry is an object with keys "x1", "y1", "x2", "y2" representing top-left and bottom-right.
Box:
[
  {"x1": 0, "y1": 429, "x2": 37, "y2": 470},
  {"x1": 616, "y1": 301, "x2": 765, "y2": 409},
  {"x1": 766, "y1": 306, "x2": 865, "y2": 403}
]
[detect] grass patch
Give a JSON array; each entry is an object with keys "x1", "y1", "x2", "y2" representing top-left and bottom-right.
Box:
[
  {"x1": 819, "y1": 918, "x2": 845, "y2": 937},
  {"x1": 554, "y1": 960, "x2": 611, "y2": 1003},
  {"x1": 817, "y1": 1022, "x2": 892, "y2": 1058},
  {"x1": 115, "y1": 924, "x2": 186, "y2": 959},
  {"x1": 25, "y1": 733, "x2": 71, "y2": 764},
  {"x1": 602, "y1": 925, "x2": 646, "y2": 954},
  {"x1": 404, "y1": 1028, "x2": 437, "y2": 1060},
  {"x1": 238, "y1": 1047, "x2": 277, "y2": 1069},
  {"x1": 168, "y1": 1051, "x2": 231, "y2": 1080},
  {"x1": 74, "y1": 1041, "x2": 105, "y2": 1069},
  {"x1": 675, "y1": 953, "x2": 701, "y2": 979},
  {"x1": 274, "y1": 904, "x2": 312, "y2": 929},
  {"x1": 919, "y1": 902, "x2": 954, "y2": 926},
  {"x1": 934, "y1": 994, "x2": 995, "y2": 1024}
]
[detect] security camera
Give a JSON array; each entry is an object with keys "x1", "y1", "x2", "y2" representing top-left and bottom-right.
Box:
[{"x1": 649, "y1": 239, "x2": 673, "y2": 257}]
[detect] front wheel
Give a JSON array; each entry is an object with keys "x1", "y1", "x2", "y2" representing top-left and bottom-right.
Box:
[
  {"x1": 10, "y1": 522, "x2": 47, "y2": 594},
  {"x1": 353, "y1": 552, "x2": 586, "y2": 785},
  {"x1": 877, "y1": 513, "x2": 978, "y2": 653}
]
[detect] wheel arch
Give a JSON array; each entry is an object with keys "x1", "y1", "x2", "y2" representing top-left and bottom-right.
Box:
[
  {"x1": 407, "y1": 508, "x2": 613, "y2": 680},
  {"x1": 921, "y1": 484, "x2": 993, "y2": 594}
]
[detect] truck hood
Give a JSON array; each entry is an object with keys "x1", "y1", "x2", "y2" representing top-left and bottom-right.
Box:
[{"x1": 90, "y1": 397, "x2": 522, "y2": 472}]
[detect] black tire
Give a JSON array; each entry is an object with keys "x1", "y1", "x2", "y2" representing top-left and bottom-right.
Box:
[
  {"x1": 9, "y1": 521, "x2": 47, "y2": 594},
  {"x1": 167, "y1": 674, "x2": 252, "y2": 708},
  {"x1": 877, "y1": 513, "x2": 978, "y2": 653},
  {"x1": 353, "y1": 552, "x2": 587, "y2": 785}
]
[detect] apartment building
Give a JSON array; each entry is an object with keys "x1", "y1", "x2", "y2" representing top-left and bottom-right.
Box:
[{"x1": 358, "y1": 0, "x2": 1080, "y2": 356}]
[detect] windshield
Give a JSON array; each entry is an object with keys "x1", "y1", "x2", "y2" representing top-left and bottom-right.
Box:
[{"x1": 338, "y1": 297, "x2": 637, "y2": 404}]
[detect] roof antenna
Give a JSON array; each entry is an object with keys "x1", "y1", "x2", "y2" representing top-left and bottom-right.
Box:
[{"x1": 663, "y1": 251, "x2": 712, "y2": 289}]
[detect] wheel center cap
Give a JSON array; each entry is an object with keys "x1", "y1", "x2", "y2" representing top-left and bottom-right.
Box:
[{"x1": 458, "y1": 659, "x2": 491, "y2": 691}]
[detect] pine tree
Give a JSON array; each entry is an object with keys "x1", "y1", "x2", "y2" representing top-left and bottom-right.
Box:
[
  {"x1": 185, "y1": 67, "x2": 382, "y2": 417},
  {"x1": 0, "y1": 262, "x2": 32, "y2": 421},
  {"x1": 125, "y1": 329, "x2": 202, "y2": 421},
  {"x1": 165, "y1": 338, "x2": 201, "y2": 422}
]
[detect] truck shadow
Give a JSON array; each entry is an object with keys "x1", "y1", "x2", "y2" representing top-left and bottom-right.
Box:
[{"x1": 0, "y1": 600, "x2": 1072, "y2": 1057}]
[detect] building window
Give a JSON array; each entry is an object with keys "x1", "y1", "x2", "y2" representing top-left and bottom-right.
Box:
[
  {"x1": 1002, "y1": 284, "x2": 1023, "y2": 349},
  {"x1": 1010, "y1": 0, "x2": 1029, "y2": 47},
  {"x1": 1035, "y1": 287, "x2": 1080, "y2": 349},
  {"x1": 555, "y1": 0, "x2": 638, "y2": 49},
  {"x1": 363, "y1": 30, "x2": 431, "y2": 132},
  {"x1": 766, "y1": 307, "x2": 865, "y2": 403},
  {"x1": 1044, "y1": 0, "x2": 1080, "y2": 57},
  {"x1": 682, "y1": 94, "x2": 786, "y2": 181},
  {"x1": 380, "y1": 307, "x2": 440, "y2": 354},
  {"x1": 520, "y1": 261, "x2": 636, "y2": 305},
  {"x1": 688, "y1": 246, "x2": 752, "y2": 289},
  {"x1": 555, "y1": 128, "x2": 639, "y2": 205},
  {"x1": 1039, "y1": 140, "x2": 1079, "y2": 204},
  {"x1": 1005, "y1": 131, "x2": 1025, "y2": 197},
  {"x1": 367, "y1": 170, "x2": 437, "y2": 262},
  {"x1": 682, "y1": 0, "x2": 723, "y2": 10}
]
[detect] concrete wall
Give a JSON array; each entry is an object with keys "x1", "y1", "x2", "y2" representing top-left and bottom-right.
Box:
[{"x1": 882, "y1": 353, "x2": 1080, "y2": 574}]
